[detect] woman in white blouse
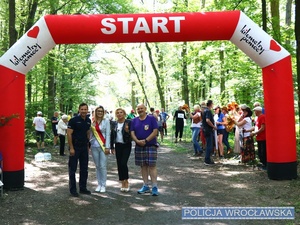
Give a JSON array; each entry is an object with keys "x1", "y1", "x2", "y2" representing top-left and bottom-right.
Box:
[
  {"x1": 233, "y1": 107, "x2": 255, "y2": 163},
  {"x1": 111, "y1": 108, "x2": 132, "y2": 192},
  {"x1": 57, "y1": 115, "x2": 68, "y2": 156},
  {"x1": 90, "y1": 106, "x2": 111, "y2": 193}
]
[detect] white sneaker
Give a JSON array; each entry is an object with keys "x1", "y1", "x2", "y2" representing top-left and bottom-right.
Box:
[
  {"x1": 124, "y1": 186, "x2": 130, "y2": 192},
  {"x1": 100, "y1": 186, "x2": 106, "y2": 193},
  {"x1": 95, "y1": 185, "x2": 101, "y2": 192}
]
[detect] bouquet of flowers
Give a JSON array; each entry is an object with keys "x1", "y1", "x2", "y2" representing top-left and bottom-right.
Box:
[{"x1": 226, "y1": 102, "x2": 239, "y2": 132}]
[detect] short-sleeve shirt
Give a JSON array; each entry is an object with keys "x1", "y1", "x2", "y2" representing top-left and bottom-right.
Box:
[
  {"x1": 33, "y1": 116, "x2": 46, "y2": 132},
  {"x1": 174, "y1": 110, "x2": 186, "y2": 124},
  {"x1": 68, "y1": 115, "x2": 91, "y2": 144},
  {"x1": 255, "y1": 114, "x2": 266, "y2": 141},
  {"x1": 51, "y1": 116, "x2": 58, "y2": 130},
  {"x1": 131, "y1": 115, "x2": 158, "y2": 146},
  {"x1": 216, "y1": 113, "x2": 225, "y2": 130},
  {"x1": 160, "y1": 112, "x2": 169, "y2": 122},
  {"x1": 202, "y1": 108, "x2": 214, "y2": 131}
]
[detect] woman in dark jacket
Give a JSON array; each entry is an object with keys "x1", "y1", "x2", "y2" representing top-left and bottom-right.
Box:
[{"x1": 111, "y1": 108, "x2": 132, "y2": 192}]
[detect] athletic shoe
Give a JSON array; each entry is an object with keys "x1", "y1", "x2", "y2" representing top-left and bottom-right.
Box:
[
  {"x1": 137, "y1": 185, "x2": 150, "y2": 194},
  {"x1": 124, "y1": 187, "x2": 130, "y2": 192},
  {"x1": 152, "y1": 187, "x2": 159, "y2": 196},
  {"x1": 100, "y1": 187, "x2": 106, "y2": 193},
  {"x1": 204, "y1": 161, "x2": 215, "y2": 166},
  {"x1": 95, "y1": 185, "x2": 101, "y2": 192}
]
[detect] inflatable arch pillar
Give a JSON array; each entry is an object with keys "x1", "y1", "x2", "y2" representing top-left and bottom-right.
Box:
[{"x1": 0, "y1": 11, "x2": 297, "y2": 188}]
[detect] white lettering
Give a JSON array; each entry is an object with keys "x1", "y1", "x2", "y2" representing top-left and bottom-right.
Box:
[
  {"x1": 152, "y1": 17, "x2": 169, "y2": 33},
  {"x1": 133, "y1": 17, "x2": 151, "y2": 34},
  {"x1": 117, "y1": 18, "x2": 134, "y2": 34},
  {"x1": 100, "y1": 16, "x2": 185, "y2": 35},
  {"x1": 169, "y1": 16, "x2": 185, "y2": 33},
  {"x1": 101, "y1": 18, "x2": 117, "y2": 34}
]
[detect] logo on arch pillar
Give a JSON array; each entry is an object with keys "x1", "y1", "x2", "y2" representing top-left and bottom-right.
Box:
[{"x1": 27, "y1": 26, "x2": 40, "y2": 38}]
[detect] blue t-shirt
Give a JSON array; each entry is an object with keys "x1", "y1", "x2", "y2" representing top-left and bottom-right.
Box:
[
  {"x1": 217, "y1": 113, "x2": 225, "y2": 130},
  {"x1": 160, "y1": 112, "x2": 169, "y2": 122},
  {"x1": 131, "y1": 115, "x2": 158, "y2": 146}
]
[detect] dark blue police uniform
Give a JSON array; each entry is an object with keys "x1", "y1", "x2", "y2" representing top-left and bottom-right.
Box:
[{"x1": 68, "y1": 115, "x2": 91, "y2": 195}]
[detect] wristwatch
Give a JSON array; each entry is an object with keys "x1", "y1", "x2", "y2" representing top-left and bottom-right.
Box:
[{"x1": 145, "y1": 139, "x2": 148, "y2": 143}]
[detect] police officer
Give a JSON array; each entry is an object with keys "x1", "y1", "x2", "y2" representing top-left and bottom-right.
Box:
[{"x1": 67, "y1": 103, "x2": 91, "y2": 197}]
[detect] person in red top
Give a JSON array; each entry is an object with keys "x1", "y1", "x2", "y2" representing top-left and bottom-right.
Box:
[{"x1": 251, "y1": 106, "x2": 266, "y2": 169}]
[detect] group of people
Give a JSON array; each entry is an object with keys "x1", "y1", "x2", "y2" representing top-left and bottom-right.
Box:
[
  {"x1": 33, "y1": 99, "x2": 266, "y2": 198},
  {"x1": 173, "y1": 100, "x2": 266, "y2": 168},
  {"x1": 67, "y1": 103, "x2": 160, "y2": 197}
]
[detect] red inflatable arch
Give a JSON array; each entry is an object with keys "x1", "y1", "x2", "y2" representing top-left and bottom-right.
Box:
[{"x1": 0, "y1": 11, "x2": 297, "y2": 188}]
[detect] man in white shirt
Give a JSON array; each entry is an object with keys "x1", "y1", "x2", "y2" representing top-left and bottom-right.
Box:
[{"x1": 33, "y1": 111, "x2": 46, "y2": 151}]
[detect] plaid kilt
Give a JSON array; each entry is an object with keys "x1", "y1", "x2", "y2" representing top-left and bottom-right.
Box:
[{"x1": 135, "y1": 145, "x2": 157, "y2": 167}]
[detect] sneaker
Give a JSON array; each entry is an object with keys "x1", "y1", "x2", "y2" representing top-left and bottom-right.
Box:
[
  {"x1": 152, "y1": 186, "x2": 159, "y2": 196},
  {"x1": 124, "y1": 187, "x2": 130, "y2": 192},
  {"x1": 204, "y1": 161, "x2": 215, "y2": 166},
  {"x1": 79, "y1": 189, "x2": 91, "y2": 195},
  {"x1": 100, "y1": 187, "x2": 106, "y2": 193},
  {"x1": 70, "y1": 192, "x2": 79, "y2": 197},
  {"x1": 137, "y1": 185, "x2": 150, "y2": 194},
  {"x1": 95, "y1": 185, "x2": 101, "y2": 192}
]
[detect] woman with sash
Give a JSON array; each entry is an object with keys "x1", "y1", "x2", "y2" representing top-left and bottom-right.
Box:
[
  {"x1": 90, "y1": 105, "x2": 111, "y2": 193},
  {"x1": 111, "y1": 108, "x2": 132, "y2": 192}
]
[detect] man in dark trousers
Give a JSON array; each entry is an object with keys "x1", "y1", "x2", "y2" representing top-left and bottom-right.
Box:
[
  {"x1": 202, "y1": 100, "x2": 217, "y2": 165},
  {"x1": 173, "y1": 106, "x2": 186, "y2": 143},
  {"x1": 67, "y1": 103, "x2": 91, "y2": 197}
]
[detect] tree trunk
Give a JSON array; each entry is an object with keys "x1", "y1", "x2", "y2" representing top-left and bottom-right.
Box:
[
  {"x1": 270, "y1": 0, "x2": 281, "y2": 43},
  {"x1": 219, "y1": 49, "x2": 225, "y2": 103},
  {"x1": 8, "y1": 0, "x2": 17, "y2": 47},
  {"x1": 145, "y1": 43, "x2": 166, "y2": 109},
  {"x1": 285, "y1": 0, "x2": 292, "y2": 46},
  {"x1": 155, "y1": 43, "x2": 166, "y2": 109},
  {"x1": 120, "y1": 52, "x2": 150, "y2": 107},
  {"x1": 47, "y1": 53, "x2": 56, "y2": 118},
  {"x1": 131, "y1": 81, "x2": 136, "y2": 110},
  {"x1": 295, "y1": 0, "x2": 300, "y2": 139},
  {"x1": 261, "y1": 0, "x2": 267, "y2": 32},
  {"x1": 25, "y1": 0, "x2": 38, "y2": 104},
  {"x1": 181, "y1": 42, "x2": 189, "y2": 105}
]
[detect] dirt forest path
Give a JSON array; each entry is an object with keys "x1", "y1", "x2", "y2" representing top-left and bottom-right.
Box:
[{"x1": 0, "y1": 139, "x2": 299, "y2": 225}]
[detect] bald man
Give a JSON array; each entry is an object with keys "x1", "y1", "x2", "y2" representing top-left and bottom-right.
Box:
[{"x1": 130, "y1": 104, "x2": 159, "y2": 196}]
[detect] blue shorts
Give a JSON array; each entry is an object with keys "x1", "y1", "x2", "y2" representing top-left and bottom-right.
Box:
[{"x1": 135, "y1": 145, "x2": 157, "y2": 167}]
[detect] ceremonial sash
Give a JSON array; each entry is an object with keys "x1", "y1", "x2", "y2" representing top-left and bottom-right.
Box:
[{"x1": 90, "y1": 122, "x2": 106, "y2": 152}]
